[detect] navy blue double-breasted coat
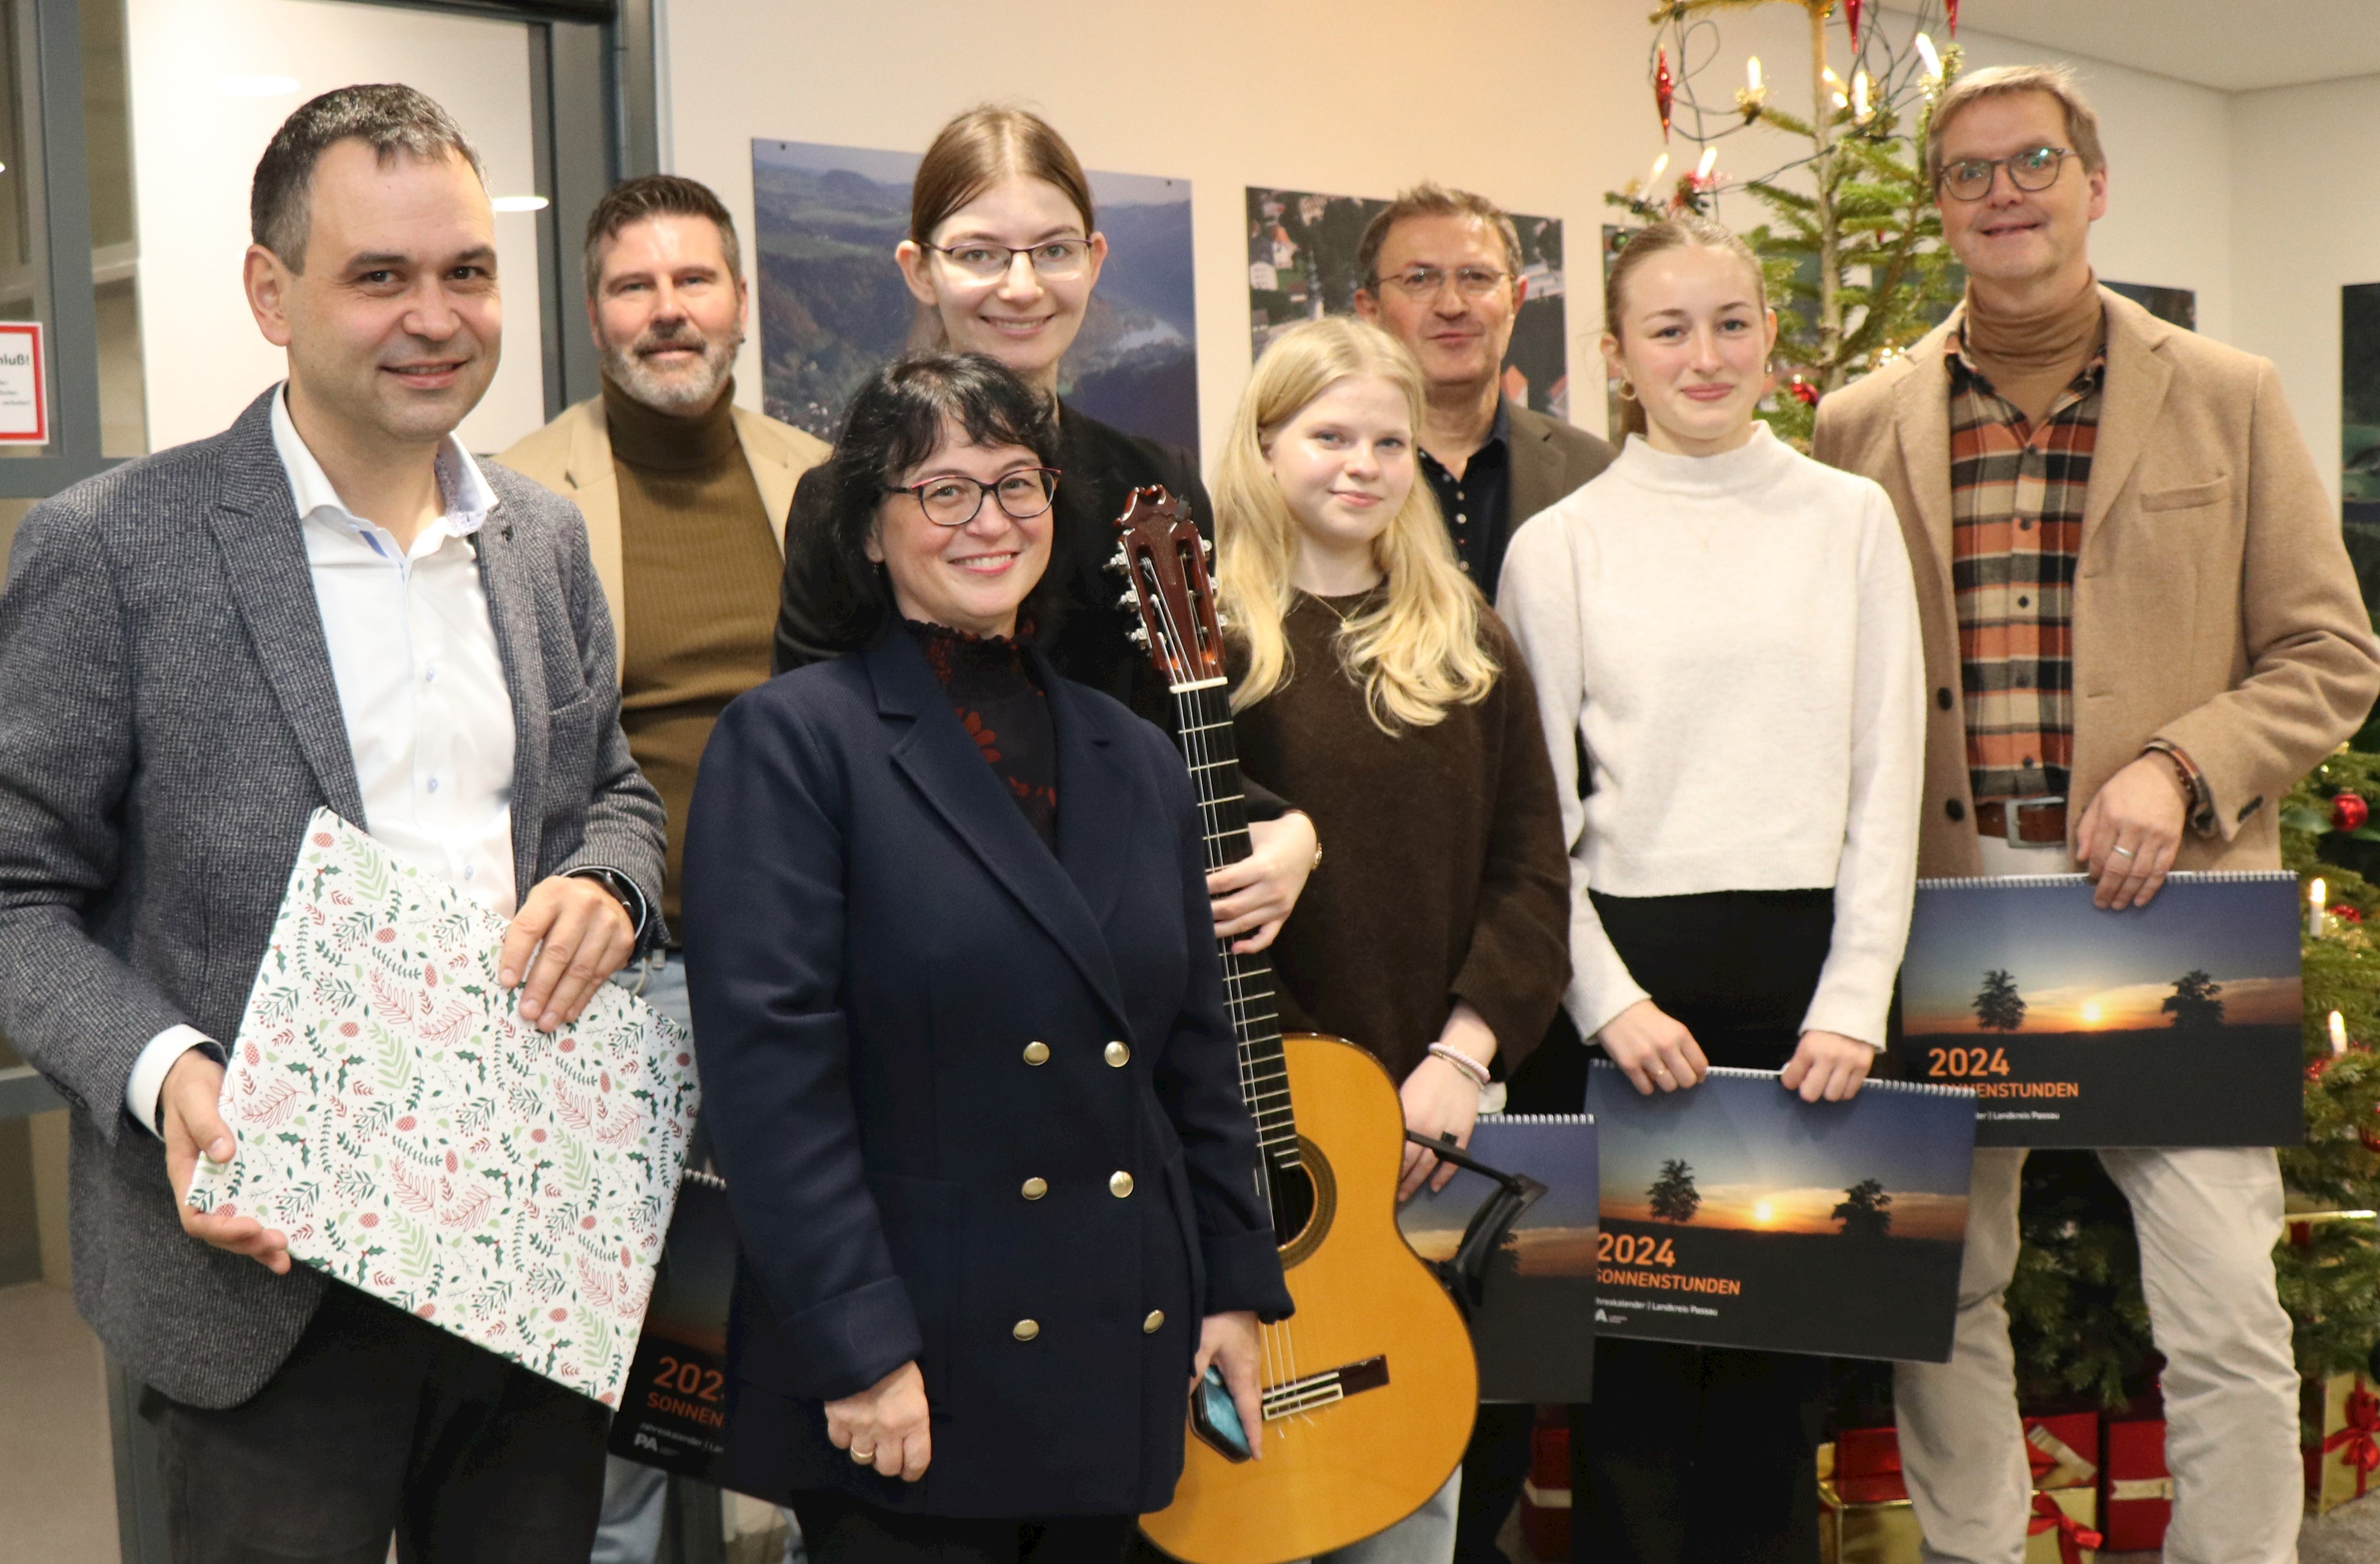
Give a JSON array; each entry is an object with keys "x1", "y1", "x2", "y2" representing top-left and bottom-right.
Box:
[{"x1": 682, "y1": 626, "x2": 1291, "y2": 1518}]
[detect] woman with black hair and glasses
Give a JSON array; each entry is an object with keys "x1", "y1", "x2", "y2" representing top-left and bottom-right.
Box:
[{"x1": 684, "y1": 350, "x2": 1290, "y2": 1564}]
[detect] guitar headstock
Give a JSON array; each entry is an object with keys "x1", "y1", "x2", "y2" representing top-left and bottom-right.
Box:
[{"x1": 1111, "y1": 486, "x2": 1227, "y2": 689}]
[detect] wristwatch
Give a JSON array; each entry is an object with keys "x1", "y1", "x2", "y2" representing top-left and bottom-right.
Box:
[{"x1": 568, "y1": 866, "x2": 650, "y2": 943}]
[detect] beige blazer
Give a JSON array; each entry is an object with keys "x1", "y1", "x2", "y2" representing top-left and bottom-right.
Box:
[
  {"x1": 496, "y1": 395, "x2": 831, "y2": 681},
  {"x1": 1813, "y1": 286, "x2": 2380, "y2": 878}
]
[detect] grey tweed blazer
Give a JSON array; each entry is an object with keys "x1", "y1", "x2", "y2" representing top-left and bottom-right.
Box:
[{"x1": 0, "y1": 387, "x2": 666, "y2": 1408}]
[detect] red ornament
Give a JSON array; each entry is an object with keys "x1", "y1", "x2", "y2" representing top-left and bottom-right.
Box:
[
  {"x1": 1655, "y1": 49, "x2": 1676, "y2": 140},
  {"x1": 2335, "y1": 905, "x2": 2365, "y2": 924},
  {"x1": 2335, "y1": 792, "x2": 2371, "y2": 832},
  {"x1": 1789, "y1": 380, "x2": 1820, "y2": 407},
  {"x1": 1844, "y1": 0, "x2": 1863, "y2": 49},
  {"x1": 1945, "y1": 0, "x2": 1959, "y2": 35}
]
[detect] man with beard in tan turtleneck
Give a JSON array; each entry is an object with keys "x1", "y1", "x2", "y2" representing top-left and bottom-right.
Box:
[
  {"x1": 500, "y1": 174, "x2": 826, "y2": 1564},
  {"x1": 1818, "y1": 64, "x2": 2378, "y2": 1564}
]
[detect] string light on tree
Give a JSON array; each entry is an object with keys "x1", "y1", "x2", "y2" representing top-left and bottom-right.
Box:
[{"x1": 1615, "y1": 2, "x2": 1967, "y2": 444}]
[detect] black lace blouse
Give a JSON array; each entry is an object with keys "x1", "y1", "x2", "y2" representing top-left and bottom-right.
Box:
[{"x1": 904, "y1": 618, "x2": 1059, "y2": 849}]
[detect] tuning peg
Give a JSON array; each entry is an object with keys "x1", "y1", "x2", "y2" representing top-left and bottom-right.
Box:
[
  {"x1": 1214, "y1": 612, "x2": 1231, "y2": 629},
  {"x1": 1127, "y1": 625, "x2": 1151, "y2": 647},
  {"x1": 1116, "y1": 589, "x2": 1140, "y2": 609},
  {"x1": 1200, "y1": 536, "x2": 1214, "y2": 559},
  {"x1": 1108, "y1": 546, "x2": 1130, "y2": 569}
]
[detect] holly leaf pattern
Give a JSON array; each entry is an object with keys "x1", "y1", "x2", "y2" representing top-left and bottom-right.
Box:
[{"x1": 186, "y1": 810, "x2": 698, "y2": 1407}]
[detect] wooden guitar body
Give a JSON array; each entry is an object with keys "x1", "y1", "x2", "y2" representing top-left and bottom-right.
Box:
[{"x1": 1141, "y1": 1033, "x2": 1478, "y2": 1564}]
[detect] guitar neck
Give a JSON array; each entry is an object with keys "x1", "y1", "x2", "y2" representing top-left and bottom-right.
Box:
[{"x1": 1169, "y1": 678, "x2": 1302, "y2": 1171}]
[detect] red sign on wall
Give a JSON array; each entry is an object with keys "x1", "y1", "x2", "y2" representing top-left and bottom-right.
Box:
[{"x1": 0, "y1": 321, "x2": 48, "y2": 443}]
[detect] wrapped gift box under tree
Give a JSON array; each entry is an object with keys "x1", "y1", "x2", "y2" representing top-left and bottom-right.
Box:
[
  {"x1": 2306, "y1": 1369, "x2": 2380, "y2": 1515},
  {"x1": 2097, "y1": 1395, "x2": 2171, "y2": 1552},
  {"x1": 1519, "y1": 1408, "x2": 1569, "y2": 1561},
  {"x1": 1819, "y1": 1420, "x2": 2101, "y2": 1564}
]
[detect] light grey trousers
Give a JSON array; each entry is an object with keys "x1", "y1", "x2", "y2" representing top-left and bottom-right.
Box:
[
  {"x1": 1289, "y1": 1468, "x2": 1461, "y2": 1564},
  {"x1": 1893, "y1": 1144, "x2": 2301, "y2": 1564}
]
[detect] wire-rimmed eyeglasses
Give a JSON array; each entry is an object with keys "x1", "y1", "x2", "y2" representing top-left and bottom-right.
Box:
[
  {"x1": 891, "y1": 468, "x2": 1060, "y2": 528},
  {"x1": 920, "y1": 239, "x2": 1093, "y2": 283},
  {"x1": 1374, "y1": 264, "x2": 1513, "y2": 300}
]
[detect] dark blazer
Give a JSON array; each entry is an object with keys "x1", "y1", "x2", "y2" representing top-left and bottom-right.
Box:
[
  {"x1": 1505, "y1": 403, "x2": 1617, "y2": 542},
  {"x1": 772, "y1": 401, "x2": 1213, "y2": 727},
  {"x1": 0, "y1": 387, "x2": 666, "y2": 1408},
  {"x1": 682, "y1": 627, "x2": 1289, "y2": 1518}
]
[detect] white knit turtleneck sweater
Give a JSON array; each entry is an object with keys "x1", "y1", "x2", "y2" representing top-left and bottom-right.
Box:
[{"x1": 1497, "y1": 423, "x2": 1925, "y2": 1048}]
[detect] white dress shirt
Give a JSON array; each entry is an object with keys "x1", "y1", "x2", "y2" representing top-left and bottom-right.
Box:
[{"x1": 127, "y1": 388, "x2": 519, "y2": 1136}]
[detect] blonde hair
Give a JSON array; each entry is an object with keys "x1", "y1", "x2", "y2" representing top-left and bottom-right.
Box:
[
  {"x1": 1215, "y1": 317, "x2": 1497, "y2": 732},
  {"x1": 1603, "y1": 214, "x2": 1769, "y2": 439},
  {"x1": 1926, "y1": 64, "x2": 2106, "y2": 187}
]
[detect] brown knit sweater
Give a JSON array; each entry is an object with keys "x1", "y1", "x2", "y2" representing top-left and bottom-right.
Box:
[
  {"x1": 1231, "y1": 591, "x2": 1572, "y2": 1081},
  {"x1": 607, "y1": 376, "x2": 783, "y2": 924}
]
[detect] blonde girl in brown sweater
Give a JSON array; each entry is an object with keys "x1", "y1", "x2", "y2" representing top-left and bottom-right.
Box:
[{"x1": 1211, "y1": 315, "x2": 1572, "y2": 1564}]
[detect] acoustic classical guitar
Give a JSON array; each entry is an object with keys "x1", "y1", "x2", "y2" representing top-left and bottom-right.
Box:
[{"x1": 1113, "y1": 487, "x2": 1478, "y2": 1564}]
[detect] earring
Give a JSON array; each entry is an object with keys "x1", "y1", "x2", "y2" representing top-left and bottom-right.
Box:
[{"x1": 1616, "y1": 379, "x2": 1639, "y2": 401}]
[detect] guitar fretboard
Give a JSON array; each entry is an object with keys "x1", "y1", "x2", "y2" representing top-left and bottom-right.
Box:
[{"x1": 1168, "y1": 677, "x2": 1301, "y2": 1171}]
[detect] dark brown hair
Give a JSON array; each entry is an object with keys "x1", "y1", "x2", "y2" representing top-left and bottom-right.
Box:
[
  {"x1": 250, "y1": 85, "x2": 482, "y2": 269},
  {"x1": 1355, "y1": 182, "x2": 1523, "y2": 290},
  {"x1": 584, "y1": 174, "x2": 741, "y2": 296},
  {"x1": 909, "y1": 105, "x2": 1095, "y2": 245},
  {"x1": 1601, "y1": 216, "x2": 1768, "y2": 436}
]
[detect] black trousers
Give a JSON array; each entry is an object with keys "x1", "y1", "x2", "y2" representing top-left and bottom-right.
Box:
[
  {"x1": 1568, "y1": 889, "x2": 1836, "y2": 1564},
  {"x1": 792, "y1": 1490, "x2": 1137, "y2": 1564},
  {"x1": 142, "y1": 1280, "x2": 609, "y2": 1564}
]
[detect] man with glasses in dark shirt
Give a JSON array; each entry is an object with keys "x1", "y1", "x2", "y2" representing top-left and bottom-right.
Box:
[
  {"x1": 1353, "y1": 185, "x2": 1614, "y2": 602},
  {"x1": 1354, "y1": 180, "x2": 1614, "y2": 1564}
]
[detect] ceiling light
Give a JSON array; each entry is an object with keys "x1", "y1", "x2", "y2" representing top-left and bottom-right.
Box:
[
  {"x1": 213, "y1": 74, "x2": 299, "y2": 98},
  {"x1": 491, "y1": 195, "x2": 550, "y2": 213}
]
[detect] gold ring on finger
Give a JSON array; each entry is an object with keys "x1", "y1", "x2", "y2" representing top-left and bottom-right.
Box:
[{"x1": 851, "y1": 1445, "x2": 876, "y2": 1463}]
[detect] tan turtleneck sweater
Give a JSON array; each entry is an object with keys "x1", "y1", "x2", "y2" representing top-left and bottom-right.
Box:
[
  {"x1": 605, "y1": 375, "x2": 783, "y2": 924},
  {"x1": 1960, "y1": 273, "x2": 2106, "y2": 428}
]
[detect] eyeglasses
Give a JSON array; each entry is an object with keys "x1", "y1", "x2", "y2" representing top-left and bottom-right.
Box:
[
  {"x1": 892, "y1": 468, "x2": 1060, "y2": 528},
  {"x1": 921, "y1": 239, "x2": 1093, "y2": 283},
  {"x1": 1937, "y1": 145, "x2": 2076, "y2": 202},
  {"x1": 1374, "y1": 265, "x2": 1513, "y2": 300}
]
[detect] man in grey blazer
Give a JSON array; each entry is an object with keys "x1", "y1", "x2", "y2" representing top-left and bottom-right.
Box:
[
  {"x1": 1353, "y1": 183, "x2": 1616, "y2": 606},
  {"x1": 0, "y1": 85, "x2": 664, "y2": 1562}
]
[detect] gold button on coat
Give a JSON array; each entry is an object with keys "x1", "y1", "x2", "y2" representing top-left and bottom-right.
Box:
[
  {"x1": 1109, "y1": 1171, "x2": 1134, "y2": 1198},
  {"x1": 1105, "y1": 1041, "x2": 1130, "y2": 1067},
  {"x1": 1021, "y1": 1177, "x2": 1048, "y2": 1200},
  {"x1": 1022, "y1": 1041, "x2": 1050, "y2": 1066},
  {"x1": 1143, "y1": 1310, "x2": 1165, "y2": 1334},
  {"x1": 1013, "y1": 1319, "x2": 1040, "y2": 1341}
]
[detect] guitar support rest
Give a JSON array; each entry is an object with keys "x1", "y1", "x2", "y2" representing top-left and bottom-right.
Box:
[{"x1": 1403, "y1": 1132, "x2": 1547, "y2": 1315}]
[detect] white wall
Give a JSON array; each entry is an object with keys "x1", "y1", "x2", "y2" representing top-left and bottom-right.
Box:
[
  {"x1": 124, "y1": 0, "x2": 547, "y2": 455},
  {"x1": 660, "y1": 0, "x2": 2240, "y2": 463},
  {"x1": 2229, "y1": 75, "x2": 2380, "y2": 510}
]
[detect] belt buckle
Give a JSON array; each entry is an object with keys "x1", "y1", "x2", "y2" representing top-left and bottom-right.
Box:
[{"x1": 2006, "y1": 794, "x2": 2066, "y2": 845}]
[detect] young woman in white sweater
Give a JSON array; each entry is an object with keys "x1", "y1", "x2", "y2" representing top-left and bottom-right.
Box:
[{"x1": 1497, "y1": 216, "x2": 1924, "y2": 1562}]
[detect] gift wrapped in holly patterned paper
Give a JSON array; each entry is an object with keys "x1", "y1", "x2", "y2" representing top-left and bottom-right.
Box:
[{"x1": 186, "y1": 810, "x2": 700, "y2": 1406}]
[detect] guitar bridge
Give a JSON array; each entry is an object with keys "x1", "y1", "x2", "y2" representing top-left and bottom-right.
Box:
[{"x1": 1259, "y1": 1355, "x2": 1389, "y2": 1421}]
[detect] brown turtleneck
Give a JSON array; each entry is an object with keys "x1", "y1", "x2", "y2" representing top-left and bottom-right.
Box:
[
  {"x1": 606, "y1": 375, "x2": 782, "y2": 924},
  {"x1": 1960, "y1": 274, "x2": 2106, "y2": 429}
]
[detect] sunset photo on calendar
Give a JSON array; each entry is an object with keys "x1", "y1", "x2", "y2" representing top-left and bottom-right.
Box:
[{"x1": 1898, "y1": 875, "x2": 2303, "y2": 1040}]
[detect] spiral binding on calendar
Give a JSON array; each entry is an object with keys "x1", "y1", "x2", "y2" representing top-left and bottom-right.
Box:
[
  {"x1": 1588, "y1": 1059, "x2": 1973, "y2": 1099},
  {"x1": 1475, "y1": 1112, "x2": 1592, "y2": 1124},
  {"x1": 1916, "y1": 869, "x2": 2298, "y2": 890},
  {"x1": 680, "y1": 1168, "x2": 726, "y2": 1192}
]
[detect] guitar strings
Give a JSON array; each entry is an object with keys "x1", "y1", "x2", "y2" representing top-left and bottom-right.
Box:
[{"x1": 1143, "y1": 543, "x2": 1307, "y2": 1424}]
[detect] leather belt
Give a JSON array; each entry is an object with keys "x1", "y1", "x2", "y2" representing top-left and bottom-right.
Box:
[{"x1": 1976, "y1": 797, "x2": 2067, "y2": 845}]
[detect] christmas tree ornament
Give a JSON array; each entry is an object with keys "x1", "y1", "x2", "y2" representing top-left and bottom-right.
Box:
[
  {"x1": 1945, "y1": 0, "x2": 1959, "y2": 36},
  {"x1": 1655, "y1": 48, "x2": 1675, "y2": 139},
  {"x1": 2336, "y1": 792, "x2": 2371, "y2": 833},
  {"x1": 1844, "y1": 0, "x2": 1863, "y2": 49}
]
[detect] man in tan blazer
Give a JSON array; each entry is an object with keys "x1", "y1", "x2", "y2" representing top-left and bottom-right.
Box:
[
  {"x1": 498, "y1": 173, "x2": 825, "y2": 1564},
  {"x1": 1817, "y1": 65, "x2": 2377, "y2": 1564}
]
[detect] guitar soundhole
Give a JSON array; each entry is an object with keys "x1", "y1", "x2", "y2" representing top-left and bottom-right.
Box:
[{"x1": 1273, "y1": 1136, "x2": 1335, "y2": 1268}]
